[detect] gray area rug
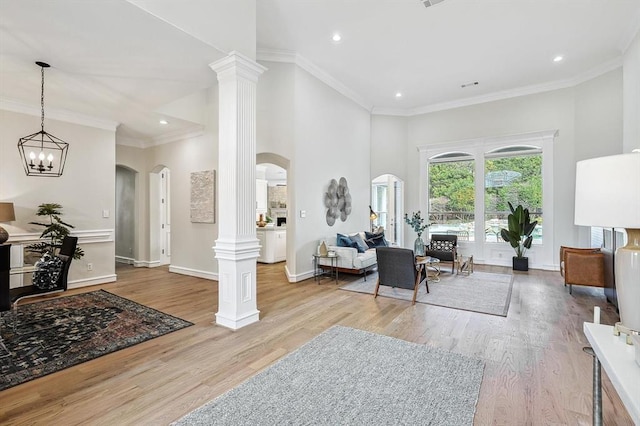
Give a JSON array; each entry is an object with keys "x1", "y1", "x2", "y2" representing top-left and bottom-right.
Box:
[
  {"x1": 341, "y1": 271, "x2": 514, "y2": 316},
  {"x1": 174, "y1": 326, "x2": 484, "y2": 426}
]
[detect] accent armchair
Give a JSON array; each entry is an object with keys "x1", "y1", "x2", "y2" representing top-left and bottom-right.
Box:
[
  {"x1": 425, "y1": 234, "x2": 458, "y2": 273},
  {"x1": 374, "y1": 247, "x2": 428, "y2": 305},
  {"x1": 7, "y1": 236, "x2": 78, "y2": 328},
  {"x1": 559, "y1": 246, "x2": 605, "y2": 294}
]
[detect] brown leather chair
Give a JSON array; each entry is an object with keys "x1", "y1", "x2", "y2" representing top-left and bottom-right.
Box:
[{"x1": 559, "y1": 246, "x2": 605, "y2": 294}]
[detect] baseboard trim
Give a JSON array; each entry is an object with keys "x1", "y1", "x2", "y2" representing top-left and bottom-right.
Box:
[
  {"x1": 134, "y1": 260, "x2": 162, "y2": 268},
  {"x1": 169, "y1": 265, "x2": 218, "y2": 281},
  {"x1": 68, "y1": 274, "x2": 117, "y2": 289},
  {"x1": 285, "y1": 266, "x2": 314, "y2": 283},
  {"x1": 115, "y1": 256, "x2": 135, "y2": 265}
]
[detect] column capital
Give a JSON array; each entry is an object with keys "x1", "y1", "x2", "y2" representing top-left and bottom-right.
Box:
[{"x1": 209, "y1": 51, "x2": 267, "y2": 82}]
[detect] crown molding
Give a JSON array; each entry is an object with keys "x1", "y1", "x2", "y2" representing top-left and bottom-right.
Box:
[
  {"x1": 619, "y1": 10, "x2": 640, "y2": 53},
  {"x1": 373, "y1": 57, "x2": 623, "y2": 117},
  {"x1": 116, "y1": 125, "x2": 204, "y2": 148},
  {"x1": 257, "y1": 48, "x2": 373, "y2": 112},
  {"x1": 151, "y1": 125, "x2": 205, "y2": 147},
  {"x1": 256, "y1": 48, "x2": 297, "y2": 64},
  {"x1": 116, "y1": 135, "x2": 149, "y2": 148},
  {"x1": 0, "y1": 97, "x2": 119, "y2": 131}
]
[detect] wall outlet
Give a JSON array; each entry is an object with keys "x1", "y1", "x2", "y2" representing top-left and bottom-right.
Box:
[{"x1": 87, "y1": 263, "x2": 93, "y2": 271}]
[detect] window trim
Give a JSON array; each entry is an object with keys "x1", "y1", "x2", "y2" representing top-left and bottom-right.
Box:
[{"x1": 417, "y1": 130, "x2": 557, "y2": 268}]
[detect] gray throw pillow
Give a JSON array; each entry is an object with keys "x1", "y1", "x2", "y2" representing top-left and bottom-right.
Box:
[{"x1": 349, "y1": 234, "x2": 368, "y2": 253}]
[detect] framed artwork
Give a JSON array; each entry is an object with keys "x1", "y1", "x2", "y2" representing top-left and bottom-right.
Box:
[{"x1": 190, "y1": 170, "x2": 216, "y2": 223}]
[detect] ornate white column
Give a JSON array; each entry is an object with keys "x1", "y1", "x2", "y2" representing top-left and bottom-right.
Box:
[{"x1": 210, "y1": 51, "x2": 266, "y2": 330}]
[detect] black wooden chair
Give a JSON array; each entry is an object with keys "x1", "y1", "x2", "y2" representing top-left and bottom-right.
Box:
[
  {"x1": 374, "y1": 247, "x2": 428, "y2": 305},
  {"x1": 8, "y1": 236, "x2": 77, "y2": 328},
  {"x1": 425, "y1": 234, "x2": 458, "y2": 273}
]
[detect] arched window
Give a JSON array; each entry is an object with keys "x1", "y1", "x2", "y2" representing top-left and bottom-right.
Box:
[{"x1": 419, "y1": 130, "x2": 556, "y2": 268}]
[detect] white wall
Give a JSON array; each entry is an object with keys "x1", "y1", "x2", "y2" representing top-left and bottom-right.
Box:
[
  {"x1": 257, "y1": 61, "x2": 372, "y2": 279},
  {"x1": 623, "y1": 29, "x2": 640, "y2": 153},
  {"x1": 0, "y1": 109, "x2": 116, "y2": 285},
  {"x1": 574, "y1": 68, "x2": 624, "y2": 161},
  {"x1": 381, "y1": 68, "x2": 623, "y2": 265},
  {"x1": 116, "y1": 86, "x2": 220, "y2": 278},
  {"x1": 371, "y1": 115, "x2": 408, "y2": 181},
  {"x1": 291, "y1": 66, "x2": 371, "y2": 279}
]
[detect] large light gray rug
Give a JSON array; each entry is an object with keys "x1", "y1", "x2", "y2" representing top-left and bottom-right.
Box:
[
  {"x1": 341, "y1": 271, "x2": 514, "y2": 316},
  {"x1": 174, "y1": 326, "x2": 484, "y2": 426}
]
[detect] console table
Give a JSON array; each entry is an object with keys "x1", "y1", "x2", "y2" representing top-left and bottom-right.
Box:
[
  {"x1": 0, "y1": 244, "x2": 9, "y2": 311},
  {"x1": 583, "y1": 322, "x2": 640, "y2": 424}
]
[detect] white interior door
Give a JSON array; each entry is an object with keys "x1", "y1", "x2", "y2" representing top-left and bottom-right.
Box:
[{"x1": 160, "y1": 168, "x2": 171, "y2": 265}]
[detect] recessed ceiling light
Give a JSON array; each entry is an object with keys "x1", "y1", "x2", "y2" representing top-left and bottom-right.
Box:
[
  {"x1": 159, "y1": 119, "x2": 169, "y2": 125},
  {"x1": 553, "y1": 55, "x2": 564, "y2": 62},
  {"x1": 332, "y1": 33, "x2": 342, "y2": 42},
  {"x1": 395, "y1": 92, "x2": 403, "y2": 98}
]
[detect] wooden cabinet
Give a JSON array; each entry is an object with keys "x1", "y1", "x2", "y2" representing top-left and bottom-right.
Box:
[{"x1": 257, "y1": 228, "x2": 286, "y2": 263}]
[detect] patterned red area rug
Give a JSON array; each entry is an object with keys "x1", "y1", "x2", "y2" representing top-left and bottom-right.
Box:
[{"x1": 0, "y1": 290, "x2": 193, "y2": 391}]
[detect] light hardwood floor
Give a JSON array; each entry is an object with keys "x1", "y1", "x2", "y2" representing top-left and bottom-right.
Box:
[{"x1": 0, "y1": 263, "x2": 633, "y2": 425}]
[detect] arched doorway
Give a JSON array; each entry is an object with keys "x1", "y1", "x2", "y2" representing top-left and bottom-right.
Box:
[
  {"x1": 256, "y1": 153, "x2": 291, "y2": 270},
  {"x1": 115, "y1": 165, "x2": 137, "y2": 264},
  {"x1": 371, "y1": 174, "x2": 404, "y2": 246}
]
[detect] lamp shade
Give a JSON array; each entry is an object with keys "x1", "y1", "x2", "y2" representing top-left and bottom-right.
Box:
[
  {"x1": 369, "y1": 205, "x2": 378, "y2": 221},
  {"x1": 0, "y1": 202, "x2": 15, "y2": 222},
  {"x1": 574, "y1": 153, "x2": 640, "y2": 228}
]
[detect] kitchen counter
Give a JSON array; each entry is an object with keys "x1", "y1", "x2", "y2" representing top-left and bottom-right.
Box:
[{"x1": 256, "y1": 227, "x2": 286, "y2": 263}]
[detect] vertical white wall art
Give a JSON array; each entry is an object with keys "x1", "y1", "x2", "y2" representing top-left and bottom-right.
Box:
[{"x1": 190, "y1": 170, "x2": 216, "y2": 223}]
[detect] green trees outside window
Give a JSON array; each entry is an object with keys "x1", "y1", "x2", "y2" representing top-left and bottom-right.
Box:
[
  {"x1": 428, "y1": 159, "x2": 475, "y2": 241},
  {"x1": 427, "y1": 148, "x2": 543, "y2": 244},
  {"x1": 485, "y1": 154, "x2": 542, "y2": 243}
]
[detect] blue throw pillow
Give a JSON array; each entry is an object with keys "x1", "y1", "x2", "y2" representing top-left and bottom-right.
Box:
[
  {"x1": 337, "y1": 233, "x2": 360, "y2": 252},
  {"x1": 349, "y1": 233, "x2": 368, "y2": 253},
  {"x1": 365, "y1": 231, "x2": 388, "y2": 248}
]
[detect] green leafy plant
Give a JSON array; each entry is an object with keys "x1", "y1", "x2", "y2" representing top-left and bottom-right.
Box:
[
  {"x1": 500, "y1": 202, "x2": 538, "y2": 258},
  {"x1": 404, "y1": 211, "x2": 431, "y2": 238},
  {"x1": 27, "y1": 203, "x2": 84, "y2": 259}
]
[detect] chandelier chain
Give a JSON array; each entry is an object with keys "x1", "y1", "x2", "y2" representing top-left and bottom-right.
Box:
[{"x1": 40, "y1": 65, "x2": 45, "y2": 132}]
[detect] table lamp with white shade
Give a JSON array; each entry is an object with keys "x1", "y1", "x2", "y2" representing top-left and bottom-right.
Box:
[
  {"x1": 0, "y1": 202, "x2": 16, "y2": 244},
  {"x1": 575, "y1": 152, "x2": 640, "y2": 338}
]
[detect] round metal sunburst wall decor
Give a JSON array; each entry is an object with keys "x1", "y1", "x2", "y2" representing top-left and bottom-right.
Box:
[{"x1": 324, "y1": 177, "x2": 352, "y2": 226}]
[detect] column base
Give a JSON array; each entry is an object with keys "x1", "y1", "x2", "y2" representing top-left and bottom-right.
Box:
[{"x1": 215, "y1": 309, "x2": 260, "y2": 330}]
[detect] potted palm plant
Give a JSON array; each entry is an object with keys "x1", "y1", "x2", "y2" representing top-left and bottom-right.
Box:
[
  {"x1": 500, "y1": 202, "x2": 537, "y2": 271},
  {"x1": 27, "y1": 203, "x2": 84, "y2": 259}
]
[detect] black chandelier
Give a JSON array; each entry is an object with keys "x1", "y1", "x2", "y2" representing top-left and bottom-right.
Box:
[{"x1": 18, "y1": 61, "x2": 69, "y2": 177}]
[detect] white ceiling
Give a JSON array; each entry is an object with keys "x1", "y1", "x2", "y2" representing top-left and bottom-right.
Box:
[{"x1": 1, "y1": 0, "x2": 639, "y2": 141}]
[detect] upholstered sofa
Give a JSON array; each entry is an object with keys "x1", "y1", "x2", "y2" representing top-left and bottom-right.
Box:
[{"x1": 317, "y1": 232, "x2": 385, "y2": 280}]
